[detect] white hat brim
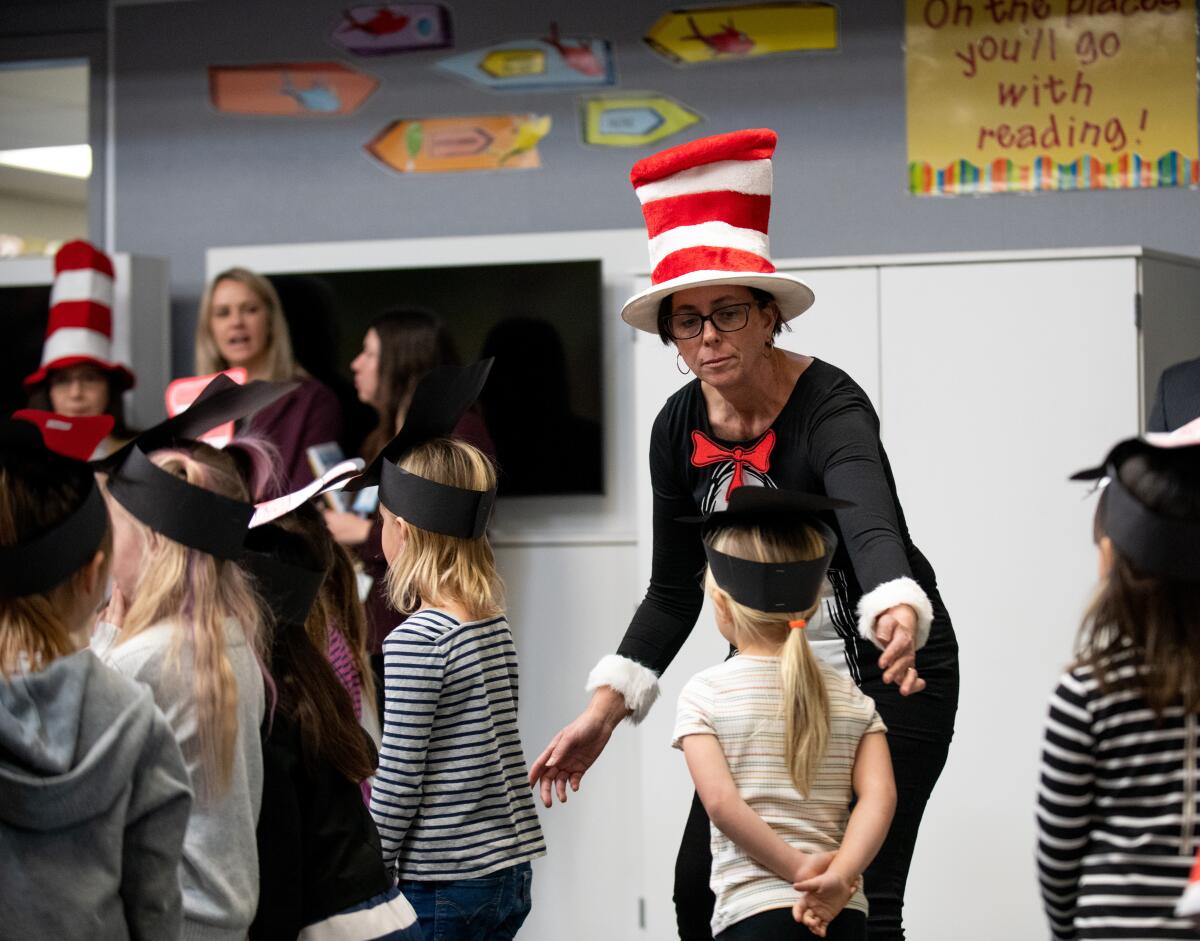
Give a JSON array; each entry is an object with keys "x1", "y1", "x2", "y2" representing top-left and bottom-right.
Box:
[{"x1": 621, "y1": 270, "x2": 815, "y2": 333}]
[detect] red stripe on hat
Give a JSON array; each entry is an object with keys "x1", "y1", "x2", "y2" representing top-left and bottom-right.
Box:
[
  {"x1": 45, "y1": 301, "x2": 113, "y2": 336},
  {"x1": 631, "y1": 129, "x2": 777, "y2": 188},
  {"x1": 642, "y1": 191, "x2": 771, "y2": 240},
  {"x1": 652, "y1": 247, "x2": 776, "y2": 285},
  {"x1": 54, "y1": 240, "x2": 115, "y2": 278}
]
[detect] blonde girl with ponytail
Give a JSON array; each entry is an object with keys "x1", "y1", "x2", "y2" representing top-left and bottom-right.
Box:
[{"x1": 673, "y1": 490, "x2": 896, "y2": 941}]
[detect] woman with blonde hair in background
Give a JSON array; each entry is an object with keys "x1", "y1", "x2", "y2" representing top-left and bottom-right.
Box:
[{"x1": 196, "y1": 267, "x2": 342, "y2": 491}]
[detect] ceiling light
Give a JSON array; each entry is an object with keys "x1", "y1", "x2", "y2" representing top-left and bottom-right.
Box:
[{"x1": 0, "y1": 144, "x2": 91, "y2": 179}]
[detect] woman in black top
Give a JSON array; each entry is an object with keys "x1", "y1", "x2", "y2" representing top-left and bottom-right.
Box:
[{"x1": 530, "y1": 128, "x2": 958, "y2": 941}]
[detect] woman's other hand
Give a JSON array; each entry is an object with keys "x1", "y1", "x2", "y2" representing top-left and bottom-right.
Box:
[
  {"x1": 529, "y1": 687, "x2": 629, "y2": 807},
  {"x1": 874, "y1": 603, "x2": 926, "y2": 696},
  {"x1": 323, "y1": 510, "x2": 373, "y2": 547}
]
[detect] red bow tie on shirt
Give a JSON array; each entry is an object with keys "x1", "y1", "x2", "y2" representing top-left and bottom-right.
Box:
[{"x1": 690, "y1": 429, "x2": 776, "y2": 497}]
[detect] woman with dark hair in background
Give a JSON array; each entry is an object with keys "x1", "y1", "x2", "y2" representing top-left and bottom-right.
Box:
[
  {"x1": 196, "y1": 267, "x2": 343, "y2": 492},
  {"x1": 324, "y1": 308, "x2": 493, "y2": 696}
]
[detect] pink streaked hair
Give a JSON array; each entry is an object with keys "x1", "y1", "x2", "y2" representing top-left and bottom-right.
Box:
[{"x1": 113, "y1": 443, "x2": 276, "y2": 797}]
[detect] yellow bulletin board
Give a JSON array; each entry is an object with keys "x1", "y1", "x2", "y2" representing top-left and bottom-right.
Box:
[{"x1": 905, "y1": 0, "x2": 1198, "y2": 195}]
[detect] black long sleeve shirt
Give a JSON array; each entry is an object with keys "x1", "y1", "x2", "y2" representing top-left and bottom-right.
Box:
[{"x1": 617, "y1": 359, "x2": 957, "y2": 736}]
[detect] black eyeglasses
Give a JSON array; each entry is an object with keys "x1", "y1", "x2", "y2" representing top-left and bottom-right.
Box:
[{"x1": 663, "y1": 303, "x2": 755, "y2": 341}]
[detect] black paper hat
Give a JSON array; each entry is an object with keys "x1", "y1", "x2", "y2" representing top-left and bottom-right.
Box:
[
  {"x1": 1071, "y1": 436, "x2": 1200, "y2": 581},
  {"x1": 103, "y1": 375, "x2": 296, "y2": 559},
  {"x1": 240, "y1": 524, "x2": 326, "y2": 627},
  {"x1": 94, "y1": 373, "x2": 296, "y2": 471},
  {"x1": 0, "y1": 416, "x2": 109, "y2": 598},
  {"x1": 692, "y1": 487, "x2": 853, "y2": 614},
  {"x1": 344, "y1": 359, "x2": 497, "y2": 539}
]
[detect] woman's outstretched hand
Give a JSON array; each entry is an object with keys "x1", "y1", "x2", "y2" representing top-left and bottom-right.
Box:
[
  {"x1": 874, "y1": 603, "x2": 926, "y2": 696},
  {"x1": 529, "y1": 687, "x2": 629, "y2": 808}
]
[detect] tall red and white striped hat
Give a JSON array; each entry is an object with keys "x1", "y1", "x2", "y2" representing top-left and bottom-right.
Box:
[
  {"x1": 621, "y1": 128, "x2": 815, "y2": 333},
  {"x1": 23, "y1": 240, "x2": 135, "y2": 390}
]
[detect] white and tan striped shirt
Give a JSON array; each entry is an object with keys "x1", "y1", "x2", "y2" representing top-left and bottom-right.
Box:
[{"x1": 673, "y1": 655, "x2": 886, "y2": 936}]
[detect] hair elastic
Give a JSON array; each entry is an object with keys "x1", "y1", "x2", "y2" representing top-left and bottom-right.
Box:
[{"x1": 788, "y1": 619, "x2": 807, "y2": 630}]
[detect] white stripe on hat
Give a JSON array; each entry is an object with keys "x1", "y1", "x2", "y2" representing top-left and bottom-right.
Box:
[
  {"x1": 50, "y1": 268, "x2": 114, "y2": 308},
  {"x1": 635, "y1": 158, "x2": 773, "y2": 205},
  {"x1": 648, "y1": 220, "x2": 770, "y2": 271},
  {"x1": 40, "y1": 327, "x2": 113, "y2": 367}
]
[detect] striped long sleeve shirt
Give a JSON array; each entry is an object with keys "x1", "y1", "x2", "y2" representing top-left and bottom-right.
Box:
[
  {"x1": 369, "y1": 609, "x2": 546, "y2": 881},
  {"x1": 1037, "y1": 649, "x2": 1200, "y2": 940}
]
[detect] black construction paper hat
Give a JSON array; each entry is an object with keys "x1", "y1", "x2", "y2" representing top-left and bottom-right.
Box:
[
  {"x1": 102, "y1": 374, "x2": 297, "y2": 558},
  {"x1": 94, "y1": 373, "x2": 297, "y2": 471},
  {"x1": 1071, "y1": 431, "x2": 1200, "y2": 581},
  {"x1": 694, "y1": 488, "x2": 852, "y2": 614},
  {"x1": 240, "y1": 524, "x2": 326, "y2": 628},
  {"x1": 0, "y1": 414, "x2": 109, "y2": 597},
  {"x1": 345, "y1": 359, "x2": 497, "y2": 539}
]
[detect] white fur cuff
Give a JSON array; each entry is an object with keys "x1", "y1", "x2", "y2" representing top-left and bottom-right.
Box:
[
  {"x1": 856, "y1": 576, "x2": 934, "y2": 651},
  {"x1": 586, "y1": 654, "x2": 660, "y2": 726}
]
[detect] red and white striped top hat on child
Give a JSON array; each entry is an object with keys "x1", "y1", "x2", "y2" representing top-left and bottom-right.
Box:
[
  {"x1": 621, "y1": 127, "x2": 815, "y2": 333},
  {"x1": 23, "y1": 240, "x2": 135, "y2": 390}
]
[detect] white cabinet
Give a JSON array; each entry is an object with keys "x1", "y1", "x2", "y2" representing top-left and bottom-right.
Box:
[{"x1": 632, "y1": 247, "x2": 1200, "y2": 941}]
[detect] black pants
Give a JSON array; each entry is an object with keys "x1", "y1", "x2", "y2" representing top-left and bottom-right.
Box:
[
  {"x1": 674, "y1": 732, "x2": 952, "y2": 941},
  {"x1": 717, "y1": 908, "x2": 866, "y2": 941}
]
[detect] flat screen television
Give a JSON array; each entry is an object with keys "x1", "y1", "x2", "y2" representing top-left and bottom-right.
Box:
[{"x1": 263, "y1": 258, "x2": 604, "y2": 497}]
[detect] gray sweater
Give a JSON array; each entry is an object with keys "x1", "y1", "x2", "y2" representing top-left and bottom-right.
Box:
[
  {"x1": 94, "y1": 619, "x2": 266, "y2": 941},
  {"x1": 0, "y1": 648, "x2": 192, "y2": 940}
]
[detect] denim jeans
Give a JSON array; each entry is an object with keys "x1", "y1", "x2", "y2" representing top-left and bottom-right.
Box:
[{"x1": 400, "y1": 863, "x2": 532, "y2": 941}]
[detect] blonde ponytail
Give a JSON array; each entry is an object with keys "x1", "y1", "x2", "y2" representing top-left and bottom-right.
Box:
[
  {"x1": 706, "y1": 521, "x2": 832, "y2": 796},
  {"x1": 780, "y1": 624, "x2": 830, "y2": 796}
]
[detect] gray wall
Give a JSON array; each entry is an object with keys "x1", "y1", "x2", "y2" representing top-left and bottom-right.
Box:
[{"x1": 106, "y1": 0, "x2": 1200, "y2": 372}]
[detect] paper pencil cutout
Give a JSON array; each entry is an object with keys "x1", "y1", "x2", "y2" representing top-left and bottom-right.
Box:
[
  {"x1": 367, "y1": 114, "x2": 550, "y2": 173},
  {"x1": 645, "y1": 3, "x2": 838, "y2": 66},
  {"x1": 581, "y1": 93, "x2": 702, "y2": 147},
  {"x1": 437, "y1": 23, "x2": 615, "y2": 91},
  {"x1": 209, "y1": 62, "x2": 379, "y2": 116},
  {"x1": 332, "y1": 4, "x2": 453, "y2": 56}
]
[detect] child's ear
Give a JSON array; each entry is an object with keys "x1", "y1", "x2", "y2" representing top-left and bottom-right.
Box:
[
  {"x1": 711, "y1": 589, "x2": 731, "y2": 623},
  {"x1": 76, "y1": 549, "x2": 108, "y2": 599}
]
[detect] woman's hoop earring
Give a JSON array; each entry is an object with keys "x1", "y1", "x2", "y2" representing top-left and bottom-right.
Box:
[{"x1": 676, "y1": 354, "x2": 691, "y2": 375}]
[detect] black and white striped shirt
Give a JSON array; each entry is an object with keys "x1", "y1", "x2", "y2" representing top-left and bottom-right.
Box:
[
  {"x1": 1038, "y1": 648, "x2": 1200, "y2": 940},
  {"x1": 370, "y1": 609, "x2": 546, "y2": 880}
]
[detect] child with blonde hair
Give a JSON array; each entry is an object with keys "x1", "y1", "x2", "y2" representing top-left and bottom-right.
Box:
[
  {"x1": 94, "y1": 435, "x2": 271, "y2": 941},
  {"x1": 0, "y1": 413, "x2": 192, "y2": 939},
  {"x1": 352, "y1": 361, "x2": 545, "y2": 940},
  {"x1": 674, "y1": 488, "x2": 896, "y2": 940}
]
